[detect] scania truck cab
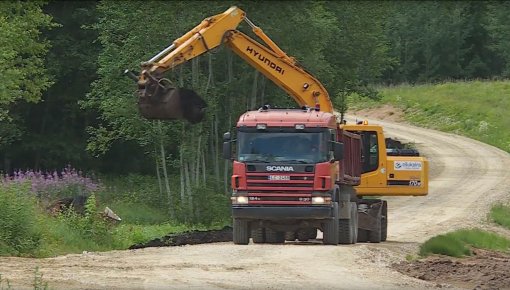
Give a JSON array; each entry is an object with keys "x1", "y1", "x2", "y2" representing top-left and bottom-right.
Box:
[{"x1": 224, "y1": 107, "x2": 362, "y2": 245}]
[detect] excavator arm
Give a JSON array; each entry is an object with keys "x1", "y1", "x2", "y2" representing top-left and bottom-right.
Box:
[{"x1": 130, "y1": 6, "x2": 333, "y2": 123}]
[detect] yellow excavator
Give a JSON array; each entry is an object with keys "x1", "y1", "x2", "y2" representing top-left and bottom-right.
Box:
[{"x1": 127, "y1": 6, "x2": 428, "y2": 244}]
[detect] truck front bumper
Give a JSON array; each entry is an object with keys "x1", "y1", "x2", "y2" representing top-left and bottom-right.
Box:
[{"x1": 232, "y1": 206, "x2": 333, "y2": 220}]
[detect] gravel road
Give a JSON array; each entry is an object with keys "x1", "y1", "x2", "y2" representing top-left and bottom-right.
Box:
[{"x1": 1, "y1": 113, "x2": 509, "y2": 290}]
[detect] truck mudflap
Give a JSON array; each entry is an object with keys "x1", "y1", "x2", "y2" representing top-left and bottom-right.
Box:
[
  {"x1": 232, "y1": 206, "x2": 333, "y2": 220},
  {"x1": 357, "y1": 200, "x2": 383, "y2": 232}
]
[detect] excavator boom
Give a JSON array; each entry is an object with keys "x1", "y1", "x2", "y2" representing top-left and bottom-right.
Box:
[{"x1": 130, "y1": 6, "x2": 333, "y2": 123}]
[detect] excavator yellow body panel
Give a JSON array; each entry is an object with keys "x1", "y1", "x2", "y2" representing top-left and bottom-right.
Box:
[{"x1": 342, "y1": 123, "x2": 429, "y2": 197}]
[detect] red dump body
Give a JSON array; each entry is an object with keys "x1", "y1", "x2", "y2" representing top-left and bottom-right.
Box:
[{"x1": 337, "y1": 129, "x2": 361, "y2": 186}]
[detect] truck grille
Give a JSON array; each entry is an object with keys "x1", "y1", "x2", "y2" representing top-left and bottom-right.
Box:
[{"x1": 246, "y1": 173, "x2": 314, "y2": 191}]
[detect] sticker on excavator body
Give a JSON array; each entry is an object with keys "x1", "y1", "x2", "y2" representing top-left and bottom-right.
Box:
[{"x1": 394, "y1": 161, "x2": 422, "y2": 171}]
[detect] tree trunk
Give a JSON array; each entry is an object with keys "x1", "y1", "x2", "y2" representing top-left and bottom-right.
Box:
[
  {"x1": 160, "y1": 139, "x2": 174, "y2": 218},
  {"x1": 206, "y1": 53, "x2": 214, "y2": 92},
  {"x1": 260, "y1": 75, "x2": 266, "y2": 106},
  {"x1": 195, "y1": 135, "x2": 201, "y2": 186},
  {"x1": 180, "y1": 146, "x2": 185, "y2": 211},
  {"x1": 251, "y1": 71, "x2": 259, "y2": 110},
  {"x1": 214, "y1": 115, "x2": 220, "y2": 182},
  {"x1": 184, "y1": 160, "x2": 193, "y2": 222},
  {"x1": 155, "y1": 147, "x2": 163, "y2": 200},
  {"x1": 202, "y1": 150, "x2": 206, "y2": 185}
]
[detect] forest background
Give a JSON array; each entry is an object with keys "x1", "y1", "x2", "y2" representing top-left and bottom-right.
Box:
[{"x1": 2, "y1": 1, "x2": 510, "y2": 254}]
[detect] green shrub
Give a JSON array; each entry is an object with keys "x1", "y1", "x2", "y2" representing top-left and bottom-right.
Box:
[
  {"x1": 0, "y1": 183, "x2": 41, "y2": 256},
  {"x1": 491, "y1": 204, "x2": 510, "y2": 229},
  {"x1": 419, "y1": 228, "x2": 510, "y2": 257},
  {"x1": 450, "y1": 229, "x2": 510, "y2": 251},
  {"x1": 37, "y1": 193, "x2": 114, "y2": 256},
  {"x1": 419, "y1": 234, "x2": 471, "y2": 257}
]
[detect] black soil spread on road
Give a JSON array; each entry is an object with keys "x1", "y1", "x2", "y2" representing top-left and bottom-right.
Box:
[
  {"x1": 393, "y1": 249, "x2": 510, "y2": 289},
  {"x1": 129, "y1": 226, "x2": 232, "y2": 249}
]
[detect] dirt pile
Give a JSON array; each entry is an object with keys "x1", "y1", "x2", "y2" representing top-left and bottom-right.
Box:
[
  {"x1": 349, "y1": 104, "x2": 404, "y2": 122},
  {"x1": 129, "y1": 226, "x2": 232, "y2": 249},
  {"x1": 393, "y1": 249, "x2": 510, "y2": 289}
]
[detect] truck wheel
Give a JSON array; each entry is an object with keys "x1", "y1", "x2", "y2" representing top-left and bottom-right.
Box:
[
  {"x1": 339, "y1": 202, "x2": 355, "y2": 244},
  {"x1": 265, "y1": 228, "x2": 285, "y2": 244},
  {"x1": 381, "y1": 201, "x2": 388, "y2": 242},
  {"x1": 251, "y1": 227, "x2": 265, "y2": 244},
  {"x1": 350, "y1": 202, "x2": 358, "y2": 244},
  {"x1": 369, "y1": 227, "x2": 381, "y2": 243},
  {"x1": 323, "y1": 202, "x2": 339, "y2": 245},
  {"x1": 285, "y1": 231, "x2": 296, "y2": 241},
  {"x1": 357, "y1": 229, "x2": 368, "y2": 242},
  {"x1": 381, "y1": 217, "x2": 387, "y2": 242},
  {"x1": 233, "y1": 218, "x2": 249, "y2": 245},
  {"x1": 368, "y1": 212, "x2": 382, "y2": 243},
  {"x1": 298, "y1": 228, "x2": 317, "y2": 241}
]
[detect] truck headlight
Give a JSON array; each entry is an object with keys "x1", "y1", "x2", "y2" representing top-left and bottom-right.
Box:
[
  {"x1": 312, "y1": 196, "x2": 331, "y2": 205},
  {"x1": 231, "y1": 196, "x2": 249, "y2": 204}
]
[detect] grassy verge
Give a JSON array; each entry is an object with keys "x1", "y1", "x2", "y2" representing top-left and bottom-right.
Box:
[
  {"x1": 0, "y1": 172, "x2": 230, "y2": 258},
  {"x1": 419, "y1": 228, "x2": 510, "y2": 257},
  {"x1": 491, "y1": 204, "x2": 510, "y2": 229},
  {"x1": 348, "y1": 80, "x2": 510, "y2": 152}
]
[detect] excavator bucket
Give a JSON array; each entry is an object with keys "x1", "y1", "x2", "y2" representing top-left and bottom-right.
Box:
[{"x1": 138, "y1": 87, "x2": 207, "y2": 124}]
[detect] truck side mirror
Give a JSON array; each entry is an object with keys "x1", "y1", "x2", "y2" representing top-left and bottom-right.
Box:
[
  {"x1": 223, "y1": 131, "x2": 232, "y2": 159},
  {"x1": 333, "y1": 142, "x2": 344, "y2": 161},
  {"x1": 223, "y1": 132, "x2": 231, "y2": 142},
  {"x1": 223, "y1": 141, "x2": 232, "y2": 159}
]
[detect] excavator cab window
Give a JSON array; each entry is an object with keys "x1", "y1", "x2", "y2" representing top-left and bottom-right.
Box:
[{"x1": 361, "y1": 131, "x2": 379, "y2": 173}]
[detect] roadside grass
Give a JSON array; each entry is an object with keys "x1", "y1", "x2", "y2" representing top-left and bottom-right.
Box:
[
  {"x1": 0, "y1": 174, "x2": 228, "y2": 258},
  {"x1": 348, "y1": 80, "x2": 510, "y2": 153},
  {"x1": 0, "y1": 273, "x2": 12, "y2": 290},
  {"x1": 491, "y1": 204, "x2": 510, "y2": 229},
  {"x1": 105, "y1": 201, "x2": 169, "y2": 225},
  {"x1": 419, "y1": 228, "x2": 510, "y2": 257},
  {"x1": 0, "y1": 267, "x2": 49, "y2": 290}
]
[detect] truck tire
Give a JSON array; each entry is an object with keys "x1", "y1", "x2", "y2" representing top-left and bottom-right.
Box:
[
  {"x1": 339, "y1": 202, "x2": 355, "y2": 244},
  {"x1": 357, "y1": 229, "x2": 368, "y2": 242},
  {"x1": 251, "y1": 227, "x2": 265, "y2": 244},
  {"x1": 350, "y1": 202, "x2": 358, "y2": 244},
  {"x1": 297, "y1": 228, "x2": 317, "y2": 241},
  {"x1": 285, "y1": 231, "x2": 297, "y2": 241},
  {"x1": 368, "y1": 211, "x2": 382, "y2": 243},
  {"x1": 323, "y1": 202, "x2": 339, "y2": 245},
  {"x1": 368, "y1": 227, "x2": 381, "y2": 243},
  {"x1": 381, "y1": 217, "x2": 387, "y2": 242},
  {"x1": 381, "y1": 201, "x2": 388, "y2": 242},
  {"x1": 233, "y1": 218, "x2": 249, "y2": 245},
  {"x1": 265, "y1": 228, "x2": 285, "y2": 244}
]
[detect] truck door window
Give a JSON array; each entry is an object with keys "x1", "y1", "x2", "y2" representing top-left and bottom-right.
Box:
[{"x1": 361, "y1": 131, "x2": 379, "y2": 173}]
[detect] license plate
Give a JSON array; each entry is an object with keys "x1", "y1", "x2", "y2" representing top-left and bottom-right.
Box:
[{"x1": 268, "y1": 175, "x2": 290, "y2": 181}]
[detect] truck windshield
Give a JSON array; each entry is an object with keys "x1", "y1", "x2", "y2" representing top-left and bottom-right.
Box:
[{"x1": 237, "y1": 131, "x2": 329, "y2": 164}]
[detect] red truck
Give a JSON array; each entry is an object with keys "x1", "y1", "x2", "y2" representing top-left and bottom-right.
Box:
[{"x1": 224, "y1": 107, "x2": 362, "y2": 245}]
